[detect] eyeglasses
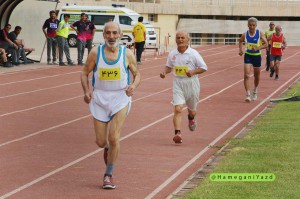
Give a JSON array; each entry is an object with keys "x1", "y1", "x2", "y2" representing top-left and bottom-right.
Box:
[{"x1": 270, "y1": 24, "x2": 275, "y2": 25}]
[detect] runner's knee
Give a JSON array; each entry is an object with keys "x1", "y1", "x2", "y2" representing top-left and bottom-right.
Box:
[
  {"x1": 95, "y1": 139, "x2": 107, "y2": 148},
  {"x1": 174, "y1": 105, "x2": 183, "y2": 114},
  {"x1": 244, "y1": 73, "x2": 251, "y2": 79}
]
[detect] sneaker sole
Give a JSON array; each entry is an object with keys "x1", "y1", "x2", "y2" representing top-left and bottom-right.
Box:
[
  {"x1": 245, "y1": 98, "x2": 251, "y2": 102},
  {"x1": 173, "y1": 135, "x2": 182, "y2": 144},
  {"x1": 102, "y1": 185, "x2": 116, "y2": 189}
]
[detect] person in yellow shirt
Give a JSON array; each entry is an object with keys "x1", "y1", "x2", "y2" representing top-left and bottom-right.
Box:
[
  {"x1": 56, "y1": 14, "x2": 74, "y2": 66},
  {"x1": 265, "y1": 22, "x2": 275, "y2": 71},
  {"x1": 132, "y1": 16, "x2": 146, "y2": 64}
]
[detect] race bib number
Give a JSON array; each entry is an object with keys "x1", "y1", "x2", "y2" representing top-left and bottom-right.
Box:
[
  {"x1": 174, "y1": 66, "x2": 188, "y2": 76},
  {"x1": 99, "y1": 68, "x2": 121, "y2": 80},
  {"x1": 49, "y1": 23, "x2": 57, "y2": 29},
  {"x1": 273, "y1": 42, "x2": 281, "y2": 48},
  {"x1": 247, "y1": 43, "x2": 258, "y2": 50}
]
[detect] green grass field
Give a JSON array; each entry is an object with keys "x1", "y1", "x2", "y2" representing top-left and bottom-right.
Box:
[{"x1": 184, "y1": 81, "x2": 300, "y2": 199}]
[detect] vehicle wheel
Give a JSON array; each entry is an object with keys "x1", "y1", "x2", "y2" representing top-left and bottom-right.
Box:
[{"x1": 68, "y1": 34, "x2": 77, "y2": 47}]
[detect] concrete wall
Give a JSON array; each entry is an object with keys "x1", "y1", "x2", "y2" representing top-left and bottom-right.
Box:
[{"x1": 9, "y1": 0, "x2": 58, "y2": 61}]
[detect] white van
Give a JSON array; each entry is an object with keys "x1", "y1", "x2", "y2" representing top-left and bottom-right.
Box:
[{"x1": 57, "y1": 5, "x2": 157, "y2": 48}]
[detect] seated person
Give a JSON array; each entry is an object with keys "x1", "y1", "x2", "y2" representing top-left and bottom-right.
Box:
[
  {"x1": 0, "y1": 48, "x2": 13, "y2": 67},
  {"x1": 8, "y1": 26, "x2": 34, "y2": 65},
  {"x1": 0, "y1": 24, "x2": 18, "y2": 65}
]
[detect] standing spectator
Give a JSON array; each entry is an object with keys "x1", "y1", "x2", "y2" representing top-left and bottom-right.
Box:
[
  {"x1": 56, "y1": 14, "x2": 74, "y2": 66},
  {"x1": 86, "y1": 18, "x2": 96, "y2": 54},
  {"x1": 71, "y1": 13, "x2": 95, "y2": 65},
  {"x1": 268, "y1": 25, "x2": 287, "y2": 80},
  {"x1": 265, "y1": 22, "x2": 275, "y2": 71},
  {"x1": 42, "y1": 10, "x2": 59, "y2": 65},
  {"x1": 239, "y1": 17, "x2": 267, "y2": 102},
  {"x1": 160, "y1": 31, "x2": 207, "y2": 144},
  {"x1": 0, "y1": 24, "x2": 18, "y2": 65},
  {"x1": 8, "y1": 26, "x2": 29, "y2": 64},
  {"x1": 132, "y1": 16, "x2": 146, "y2": 64}
]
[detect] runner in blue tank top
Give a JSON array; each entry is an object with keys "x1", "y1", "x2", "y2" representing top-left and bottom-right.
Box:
[{"x1": 239, "y1": 17, "x2": 267, "y2": 102}]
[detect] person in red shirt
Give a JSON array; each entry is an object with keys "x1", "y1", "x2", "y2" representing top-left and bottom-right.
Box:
[{"x1": 268, "y1": 25, "x2": 287, "y2": 80}]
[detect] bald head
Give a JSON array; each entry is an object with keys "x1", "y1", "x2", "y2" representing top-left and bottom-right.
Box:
[
  {"x1": 275, "y1": 25, "x2": 282, "y2": 36},
  {"x1": 103, "y1": 21, "x2": 121, "y2": 34}
]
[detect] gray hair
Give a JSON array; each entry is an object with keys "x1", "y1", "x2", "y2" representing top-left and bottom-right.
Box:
[
  {"x1": 103, "y1": 21, "x2": 121, "y2": 34},
  {"x1": 176, "y1": 31, "x2": 190, "y2": 40},
  {"x1": 248, "y1": 17, "x2": 258, "y2": 25}
]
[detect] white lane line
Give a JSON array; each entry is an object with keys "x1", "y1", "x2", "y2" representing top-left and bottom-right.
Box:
[
  {"x1": 145, "y1": 71, "x2": 300, "y2": 199},
  {"x1": 2, "y1": 66, "x2": 298, "y2": 199},
  {"x1": 1, "y1": 48, "x2": 296, "y2": 198},
  {"x1": 0, "y1": 70, "x2": 245, "y2": 199},
  {"x1": 0, "y1": 82, "x2": 79, "y2": 99},
  {"x1": 0, "y1": 46, "x2": 234, "y2": 85},
  {"x1": 0, "y1": 62, "x2": 242, "y2": 149},
  {"x1": 0, "y1": 61, "x2": 242, "y2": 117},
  {"x1": 0, "y1": 66, "x2": 63, "y2": 76},
  {"x1": 0, "y1": 115, "x2": 91, "y2": 148},
  {"x1": 0, "y1": 51, "x2": 237, "y2": 99},
  {"x1": 0, "y1": 71, "x2": 81, "y2": 86},
  {"x1": 0, "y1": 95, "x2": 82, "y2": 117}
]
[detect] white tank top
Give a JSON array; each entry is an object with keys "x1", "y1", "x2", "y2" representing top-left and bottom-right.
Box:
[{"x1": 92, "y1": 45, "x2": 130, "y2": 91}]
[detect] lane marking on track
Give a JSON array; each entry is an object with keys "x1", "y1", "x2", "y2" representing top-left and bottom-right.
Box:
[
  {"x1": 0, "y1": 46, "x2": 234, "y2": 86},
  {"x1": 0, "y1": 50, "x2": 298, "y2": 198},
  {"x1": 0, "y1": 62, "x2": 240, "y2": 147},
  {"x1": 0, "y1": 62, "x2": 242, "y2": 117},
  {"x1": 0, "y1": 96, "x2": 82, "y2": 117},
  {"x1": 0, "y1": 82, "x2": 79, "y2": 99},
  {"x1": 1, "y1": 62, "x2": 299, "y2": 199},
  {"x1": 0, "y1": 71, "x2": 81, "y2": 86},
  {"x1": 0, "y1": 50, "x2": 239, "y2": 99},
  {"x1": 145, "y1": 71, "x2": 300, "y2": 199}
]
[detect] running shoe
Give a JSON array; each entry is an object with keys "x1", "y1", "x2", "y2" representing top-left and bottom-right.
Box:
[
  {"x1": 103, "y1": 175, "x2": 116, "y2": 189},
  {"x1": 173, "y1": 132, "x2": 182, "y2": 144},
  {"x1": 188, "y1": 119, "x2": 197, "y2": 131},
  {"x1": 275, "y1": 75, "x2": 279, "y2": 81},
  {"x1": 103, "y1": 147, "x2": 108, "y2": 165},
  {"x1": 252, "y1": 92, "x2": 258, "y2": 101},
  {"x1": 245, "y1": 95, "x2": 251, "y2": 102},
  {"x1": 270, "y1": 69, "x2": 275, "y2": 78}
]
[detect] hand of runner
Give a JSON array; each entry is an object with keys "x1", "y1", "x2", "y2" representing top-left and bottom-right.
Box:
[
  {"x1": 186, "y1": 70, "x2": 193, "y2": 77},
  {"x1": 239, "y1": 50, "x2": 243, "y2": 56},
  {"x1": 84, "y1": 92, "x2": 92, "y2": 104},
  {"x1": 125, "y1": 84, "x2": 136, "y2": 96},
  {"x1": 160, "y1": 72, "x2": 166, "y2": 79}
]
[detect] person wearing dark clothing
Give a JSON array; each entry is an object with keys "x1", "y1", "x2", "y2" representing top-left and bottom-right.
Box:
[{"x1": 42, "y1": 10, "x2": 59, "y2": 65}]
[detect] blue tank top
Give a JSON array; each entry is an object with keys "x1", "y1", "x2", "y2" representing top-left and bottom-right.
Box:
[{"x1": 245, "y1": 29, "x2": 261, "y2": 56}]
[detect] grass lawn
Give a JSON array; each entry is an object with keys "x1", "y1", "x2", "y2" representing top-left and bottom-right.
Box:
[{"x1": 184, "y1": 81, "x2": 300, "y2": 199}]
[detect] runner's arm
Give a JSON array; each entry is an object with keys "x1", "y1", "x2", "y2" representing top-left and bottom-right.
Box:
[
  {"x1": 239, "y1": 33, "x2": 245, "y2": 56},
  {"x1": 282, "y1": 36, "x2": 287, "y2": 49},
  {"x1": 81, "y1": 46, "x2": 97, "y2": 103},
  {"x1": 126, "y1": 49, "x2": 141, "y2": 96}
]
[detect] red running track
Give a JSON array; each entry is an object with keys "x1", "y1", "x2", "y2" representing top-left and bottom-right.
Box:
[{"x1": 0, "y1": 45, "x2": 299, "y2": 199}]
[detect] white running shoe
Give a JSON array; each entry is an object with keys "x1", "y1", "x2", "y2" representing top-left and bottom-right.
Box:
[
  {"x1": 252, "y1": 92, "x2": 258, "y2": 101},
  {"x1": 245, "y1": 95, "x2": 251, "y2": 102}
]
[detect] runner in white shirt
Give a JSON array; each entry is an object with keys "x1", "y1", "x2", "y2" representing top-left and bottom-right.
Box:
[
  {"x1": 81, "y1": 22, "x2": 140, "y2": 189},
  {"x1": 160, "y1": 31, "x2": 207, "y2": 144}
]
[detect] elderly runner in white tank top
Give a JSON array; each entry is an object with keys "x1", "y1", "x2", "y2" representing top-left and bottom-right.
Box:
[
  {"x1": 81, "y1": 21, "x2": 141, "y2": 189},
  {"x1": 160, "y1": 31, "x2": 207, "y2": 144}
]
